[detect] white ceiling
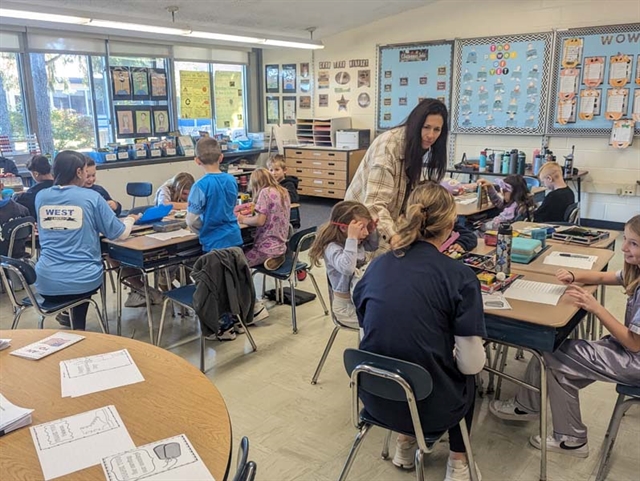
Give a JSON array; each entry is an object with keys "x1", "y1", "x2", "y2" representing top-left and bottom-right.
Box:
[{"x1": 5, "y1": 0, "x2": 434, "y2": 40}]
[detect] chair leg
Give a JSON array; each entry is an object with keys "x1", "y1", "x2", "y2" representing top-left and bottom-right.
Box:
[
  {"x1": 415, "y1": 448, "x2": 425, "y2": 481},
  {"x1": 38, "y1": 315, "x2": 45, "y2": 329},
  {"x1": 459, "y1": 417, "x2": 479, "y2": 481},
  {"x1": 200, "y1": 334, "x2": 206, "y2": 373},
  {"x1": 69, "y1": 310, "x2": 75, "y2": 330},
  {"x1": 236, "y1": 314, "x2": 258, "y2": 352},
  {"x1": 381, "y1": 430, "x2": 392, "y2": 460},
  {"x1": 157, "y1": 299, "x2": 170, "y2": 348},
  {"x1": 100, "y1": 283, "x2": 109, "y2": 334},
  {"x1": 89, "y1": 299, "x2": 107, "y2": 334},
  {"x1": 494, "y1": 345, "x2": 510, "y2": 400},
  {"x1": 116, "y1": 267, "x2": 123, "y2": 336},
  {"x1": 311, "y1": 325, "x2": 340, "y2": 385},
  {"x1": 107, "y1": 268, "x2": 116, "y2": 294},
  {"x1": 337, "y1": 423, "x2": 372, "y2": 481},
  {"x1": 595, "y1": 394, "x2": 636, "y2": 481},
  {"x1": 11, "y1": 306, "x2": 27, "y2": 329},
  {"x1": 307, "y1": 271, "x2": 328, "y2": 315},
  {"x1": 289, "y1": 279, "x2": 298, "y2": 334}
]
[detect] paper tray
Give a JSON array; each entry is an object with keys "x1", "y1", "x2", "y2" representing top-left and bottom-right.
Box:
[{"x1": 551, "y1": 228, "x2": 610, "y2": 246}]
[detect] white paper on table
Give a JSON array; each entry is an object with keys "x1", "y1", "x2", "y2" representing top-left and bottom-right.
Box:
[
  {"x1": 101, "y1": 434, "x2": 215, "y2": 481},
  {"x1": 0, "y1": 338, "x2": 11, "y2": 351},
  {"x1": 504, "y1": 279, "x2": 566, "y2": 306},
  {"x1": 30, "y1": 405, "x2": 134, "y2": 480},
  {"x1": 543, "y1": 251, "x2": 597, "y2": 270},
  {"x1": 10, "y1": 332, "x2": 84, "y2": 360},
  {"x1": 60, "y1": 349, "x2": 144, "y2": 398},
  {"x1": 456, "y1": 197, "x2": 477, "y2": 205},
  {"x1": 146, "y1": 229, "x2": 194, "y2": 241},
  {"x1": 0, "y1": 393, "x2": 33, "y2": 432},
  {"x1": 482, "y1": 293, "x2": 512, "y2": 310}
]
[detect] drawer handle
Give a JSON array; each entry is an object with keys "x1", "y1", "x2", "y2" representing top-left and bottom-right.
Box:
[
  {"x1": 328, "y1": 162, "x2": 336, "y2": 166},
  {"x1": 295, "y1": 151, "x2": 303, "y2": 155},
  {"x1": 328, "y1": 181, "x2": 336, "y2": 185},
  {"x1": 328, "y1": 153, "x2": 336, "y2": 157},
  {"x1": 328, "y1": 172, "x2": 335, "y2": 176}
]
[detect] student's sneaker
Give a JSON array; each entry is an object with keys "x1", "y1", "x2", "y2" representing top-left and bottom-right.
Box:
[
  {"x1": 444, "y1": 459, "x2": 482, "y2": 481},
  {"x1": 215, "y1": 327, "x2": 237, "y2": 341},
  {"x1": 248, "y1": 301, "x2": 269, "y2": 325},
  {"x1": 55, "y1": 312, "x2": 71, "y2": 327},
  {"x1": 392, "y1": 438, "x2": 417, "y2": 470},
  {"x1": 489, "y1": 398, "x2": 537, "y2": 422},
  {"x1": 264, "y1": 255, "x2": 286, "y2": 271},
  {"x1": 206, "y1": 313, "x2": 237, "y2": 341},
  {"x1": 529, "y1": 435, "x2": 589, "y2": 458},
  {"x1": 124, "y1": 291, "x2": 147, "y2": 308}
]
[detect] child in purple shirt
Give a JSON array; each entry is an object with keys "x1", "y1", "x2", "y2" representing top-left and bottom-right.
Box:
[{"x1": 477, "y1": 174, "x2": 535, "y2": 230}]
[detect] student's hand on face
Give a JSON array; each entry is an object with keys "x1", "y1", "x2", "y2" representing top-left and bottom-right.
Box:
[
  {"x1": 347, "y1": 220, "x2": 364, "y2": 239},
  {"x1": 107, "y1": 200, "x2": 118, "y2": 211},
  {"x1": 449, "y1": 243, "x2": 465, "y2": 253},
  {"x1": 556, "y1": 269, "x2": 574, "y2": 284},
  {"x1": 565, "y1": 285, "x2": 599, "y2": 313}
]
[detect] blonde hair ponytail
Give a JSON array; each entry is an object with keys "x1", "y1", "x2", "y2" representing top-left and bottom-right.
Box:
[{"x1": 391, "y1": 181, "x2": 457, "y2": 254}]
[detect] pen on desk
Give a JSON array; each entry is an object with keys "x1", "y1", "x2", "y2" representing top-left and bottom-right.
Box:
[{"x1": 559, "y1": 253, "x2": 590, "y2": 259}]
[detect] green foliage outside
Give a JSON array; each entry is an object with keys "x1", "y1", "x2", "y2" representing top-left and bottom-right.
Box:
[{"x1": 50, "y1": 110, "x2": 95, "y2": 151}]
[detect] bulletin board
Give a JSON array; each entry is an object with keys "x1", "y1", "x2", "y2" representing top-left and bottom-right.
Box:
[
  {"x1": 452, "y1": 32, "x2": 552, "y2": 135},
  {"x1": 547, "y1": 23, "x2": 640, "y2": 136},
  {"x1": 377, "y1": 40, "x2": 454, "y2": 130}
]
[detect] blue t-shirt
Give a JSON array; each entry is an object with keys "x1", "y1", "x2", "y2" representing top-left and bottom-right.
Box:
[
  {"x1": 187, "y1": 172, "x2": 242, "y2": 252},
  {"x1": 354, "y1": 241, "x2": 486, "y2": 433},
  {"x1": 35, "y1": 185, "x2": 126, "y2": 296}
]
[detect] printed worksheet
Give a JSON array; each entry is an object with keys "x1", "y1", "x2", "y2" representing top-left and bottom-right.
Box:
[
  {"x1": 60, "y1": 349, "x2": 144, "y2": 398},
  {"x1": 30, "y1": 405, "x2": 134, "y2": 480},
  {"x1": 10, "y1": 332, "x2": 84, "y2": 360},
  {"x1": 102, "y1": 434, "x2": 215, "y2": 481},
  {"x1": 504, "y1": 279, "x2": 567, "y2": 306},
  {"x1": 543, "y1": 251, "x2": 597, "y2": 270}
]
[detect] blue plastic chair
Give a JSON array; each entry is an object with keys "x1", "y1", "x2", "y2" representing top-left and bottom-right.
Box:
[
  {"x1": 337, "y1": 349, "x2": 479, "y2": 481},
  {"x1": 595, "y1": 384, "x2": 640, "y2": 481},
  {"x1": 126, "y1": 182, "x2": 153, "y2": 209}
]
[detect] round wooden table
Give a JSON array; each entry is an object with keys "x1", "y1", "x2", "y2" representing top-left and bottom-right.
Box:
[{"x1": 0, "y1": 330, "x2": 232, "y2": 481}]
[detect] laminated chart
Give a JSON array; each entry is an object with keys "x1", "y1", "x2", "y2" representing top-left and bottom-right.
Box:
[
  {"x1": 549, "y1": 23, "x2": 640, "y2": 136},
  {"x1": 452, "y1": 32, "x2": 552, "y2": 135}
]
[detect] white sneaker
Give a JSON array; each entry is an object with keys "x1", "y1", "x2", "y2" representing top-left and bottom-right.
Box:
[
  {"x1": 444, "y1": 459, "x2": 482, "y2": 481},
  {"x1": 124, "y1": 291, "x2": 146, "y2": 308},
  {"x1": 392, "y1": 438, "x2": 417, "y2": 470},
  {"x1": 529, "y1": 435, "x2": 589, "y2": 458},
  {"x1": 249, "y1": 301, "x2": 269, "y2": 325},
  {"x1": 489, "y1": 398, "x2": 537, "y2": 422}
]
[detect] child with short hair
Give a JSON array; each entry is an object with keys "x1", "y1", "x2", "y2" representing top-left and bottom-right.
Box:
[
  {"x1": 309, "y1": 201, "x2": 378, "y2": 328},
  {"x1": 534, "y1": 162, "x2": 575, "y2": 222},
  {"x1": 236, "y1": 168, "x2": 290, "y2": 270},
  {"x1": 85, "y1": 158, "x2": 122, "y2": 216},
  {"x1": 267, "y1": 154, "x2": 299, "y2": 203},
  {"x1": 0, "y1": 179, "x2": 31, "y2": 258},
  {"x1": 491, "y1": 214, "x2": 640, "y2": 458},
  {"x1": 187, "y1": 137, "x2": 243, "y2": 252},
  {"x1": 155, "y1": 172, "x2": 195, "y2": 211},
  {"x1": 16, "y1": 155, "x2": 54, "y2": 219},
  {"x1": 477, "y1": 174, "x2": 535, "y2": 230}
]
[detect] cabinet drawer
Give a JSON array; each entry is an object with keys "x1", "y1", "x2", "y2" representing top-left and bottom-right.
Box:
[
  {"x1": 292, "y1": 167, "x2": 344, "y2": 180},
  {"x1": 298, "y1": 185, "x2": 345, "y2": 199},
  {"x1": 299, "y1": 177, "x2": 347, "y2": 190},
  {"x1": 288, "y1": 158, "x2": 347, "y2": 171},
  {"x1": 285, "y1": 149, "x2": 348, "y2": 162}
]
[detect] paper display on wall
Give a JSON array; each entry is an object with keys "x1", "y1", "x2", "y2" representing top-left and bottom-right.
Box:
[
  {"x1": 179, "y1": 71, "x2": 211, "y2": 120},
  {"x1": 214, "y1": 71, "x2": 245, "y2": 130}
]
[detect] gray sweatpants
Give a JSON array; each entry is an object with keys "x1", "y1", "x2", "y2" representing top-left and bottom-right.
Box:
[{"x1": 515, "y1": 337, "x2": 640, "y2": 443}]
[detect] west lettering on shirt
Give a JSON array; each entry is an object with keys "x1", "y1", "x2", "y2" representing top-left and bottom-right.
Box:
[{"x1": 39, "y1": 205, "x2": 84, "y2": 230}]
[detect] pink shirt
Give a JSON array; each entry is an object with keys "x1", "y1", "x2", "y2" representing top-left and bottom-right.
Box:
[{"x1": 253, "y1": 187, "x2": 290, "y2": 256}]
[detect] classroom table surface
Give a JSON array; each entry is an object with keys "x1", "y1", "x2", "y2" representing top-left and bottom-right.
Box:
[
  {"x1": 0, "y1": 329, "x2": 232, "y2": 481},
  {"x1": 511, "y1": 221, "x2": 620, "y2": 250},
  {"x1": 455, "y1": 187, "x2": 545, "y2": 217}
]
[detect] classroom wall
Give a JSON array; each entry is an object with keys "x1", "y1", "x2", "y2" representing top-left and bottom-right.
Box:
[{"x1": 263, "y1": 0, "x2": 640, "y2": 223}]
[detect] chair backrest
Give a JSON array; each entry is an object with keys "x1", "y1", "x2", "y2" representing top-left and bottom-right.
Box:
[
  {"x1": 343, "y1": 348, "x2": 433, "y2": 402},
  {"x1": 242, "y1": 461, "x2": 257, "y2": 481},
  {"x1": 232, "y1": 437, "x2": 250, "y2": 481},
  {"x1": 524, "y1": 176, "x2": 540, "y2": 190},
  {"x1": 126, "y1": 182, "x2": 153, "y2": 209},
  {"x1": 0, "y1": 256, "x2": 39, "y2": 310},
  {"x1": 1, "y1": 216, "x2": 36, "y2": 258},
  {"x1": 564, "y1": 202, "x2": 580, "y2": 223},
  {"x1": 288, "y1": 225, "x2": 316, "y2": 254}
]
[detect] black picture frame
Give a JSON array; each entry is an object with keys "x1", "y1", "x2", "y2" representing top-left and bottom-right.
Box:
[
  {"x1": 152, "y1": 107, "x2": 170, "y2": 135},
  {"x1": 114, "y1": 106, "x2": 136, "y2": 138},
  {"x1": 149, "y1": 68, "x2": 168, "y2": 100},
  {"x1": 131, "y1": 67, "x2": 150, "y2": 100},
  {"x1": 266, "y1": 96, "x2": 280, "y2": 124},
  {"x1": 111, "y1": 67, "x2": 132, "y2": 100},
  {"x1": 266, "y1": 64, "x2": 279, "y2": 93},
  {"x1": 282, "y1": 64, "x2": 296, "y2": 93},
  {"x1": 134, "y1": 107, "x2": 153, "y2": 136}
]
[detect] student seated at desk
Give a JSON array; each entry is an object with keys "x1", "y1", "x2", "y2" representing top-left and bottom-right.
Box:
[
  {"x1": 0, "y1": 179, "x2": 31, "y2": 258},
  {"x1": 154, "y1": 172, "x2": 194, "y2": 211},
  {"x1": 85, "y1": 158, "x2": 122, "y2": 216},
  {"x1": 15, "y1": 155, "x2": 54, "y2": 220},
  {"x1": 490, "y1": 214, "x2": 640, "y2": 458},
  {"x1": 0, "y1": 156, "x2": 19, "y2": 176},
  {"x1": 476, "y1": 175, "x2": 535, "y2": 230},
  {"x1": 267, "y1": 154, "x2": 299, "y2": 203},
  {"x1": 534, "y1": 162, "x2": 575, "y2": 223},
  {"x1": 354, "y1": 181, "x2": 486, "y2": 481},
  {"x1": 35, "y1": 151, "x2": 140, "y2": 330}
]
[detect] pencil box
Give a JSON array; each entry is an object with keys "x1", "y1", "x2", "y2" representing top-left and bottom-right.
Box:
[
  {"x1": 511, "y1": 237, "x2": 543, "y2": 264},
  {"x1": 153, "y1": 220, "x2": 186, "y2": 232}
]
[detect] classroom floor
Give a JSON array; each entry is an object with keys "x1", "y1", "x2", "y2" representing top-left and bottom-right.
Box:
[{"x1": 1, "y1": 232, "x2": 638, "y2": 481}]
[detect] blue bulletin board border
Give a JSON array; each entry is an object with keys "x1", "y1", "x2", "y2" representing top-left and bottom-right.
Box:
[
  {"x1": 547, "y1": 23, "x2": 640, "y2": 137},
  {"x1": 376, "y1": 40, "x2": 454, "y2": 131},
  {"x1": 452, "y1": 32, "x2": 553, "y2": 135}
]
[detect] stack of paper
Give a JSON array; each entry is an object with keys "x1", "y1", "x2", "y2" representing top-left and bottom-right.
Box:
[
  {"x1": 60, "y1": 349, "x2": 145, "y2": 398},
  {"x1": 10, "y1": 332, "x2": 84, "y2": 360},
  {"x1": 504, "y1": 279, "x2": 567, "y2": 306},
  {"x1": 543, "y1": 251, "x2": 597, "y2": 270},
  {"x1": 0, "y1": 393, "x2": 33, "y2": 435},
  {"x1": 0, "y1": 339, "x2": 10, "y2": 351},
  {"x1": 146, "y1": 228, "x2": 193, "y2": 241}
]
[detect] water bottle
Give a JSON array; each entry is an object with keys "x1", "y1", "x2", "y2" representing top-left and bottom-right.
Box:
[
  {"x1": 533, "y1": 154, "x2": 543, "y2": 175},
  {"x1": 517, "y1": 151, "x2": 526, "y2": 175},
  {"x1": 501, "y1": 153, "x2": 510, "y2": 174},
  {"x1": 496, "y1": 223, "x2": 513, "y2": 276},
  {"x1": 492, "y1": 152, "x2": 501, "y2": 173},
  {"x1": 563, "y1": 145, "x2": 575, "y2": 178},
  {"x1": 509, "y1": 149, "x2": 518, "y2": 174},
  {"x1": 479, "y1": 150, "x2": 487, "y2": 172}
]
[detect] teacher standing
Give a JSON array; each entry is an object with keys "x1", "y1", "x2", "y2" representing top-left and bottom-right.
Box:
[{"x1": 345, "y1": 98, "x2": 449, "y2": 249}]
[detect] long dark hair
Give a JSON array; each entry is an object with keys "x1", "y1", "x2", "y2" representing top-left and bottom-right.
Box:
[
  {"x1": 503, "y1": 174, "x2": 535, "y2": 216},
  {"x1": 401, "y1": 98, "x2": 448, "y2": 188},
  {"x1": 53, "y1": 150, "x2": 87, "y2": 186}
]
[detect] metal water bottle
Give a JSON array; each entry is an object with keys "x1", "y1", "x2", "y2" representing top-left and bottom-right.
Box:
[
  {"x1": 509, "y1": 149, "x2": 518, "y2": 174},
  {"x1": 563, "y1": 145, "x2": 575, "y2": 178},
  {"x1": 501, "y1": 153, "x2": 510, "y2": 174},
  {"x1": 496, "y1": 222, "x2": 513, "y2": 276},
  {"x1": 533, "y1": 154, "x2": 543, "y2": 175},
  {"x1": 479, "y1": 150, "x2": 487, "y2": 172},
  {"x1": 517, "y1": 151, "x2": 526, "y2": 175},
  {"x1": 492, "y1": 152, "x2": 501, "y2": 173}
]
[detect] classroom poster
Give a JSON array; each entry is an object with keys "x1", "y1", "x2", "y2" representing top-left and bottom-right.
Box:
[
  {"x1": 150, "y1": 69, "x2": 168, "y2": 99},
  {"x1": 378, "y1": 41, "x2": 454, "y2": 130},
  {"x1": 214, "y1": 71, "x2": 244, "y2": 130},
  {"x1": 548, "y1": 23, "x2": 640, "y2": 136},
  {"x1": 452, "y1": 32, "x2": 552, "y2": 135},
  {"x1": 111, "y1": 67, "x2": 132, "y2": 100},
  {"x1": 266, "y1": 65, "x2": 279, "y2": 93},
  {"x1": 266, "y1": 96, "x2": 279, "y2": 124},
  {"x1": 283, "y1": 96, "x2": 296, "y2": 124},
  {"x1": 131, "y1": 68, "x2": 150, "y2": 100},
  {"x1": 179, "y1": 71, "x2": 212, "y2": 120}
]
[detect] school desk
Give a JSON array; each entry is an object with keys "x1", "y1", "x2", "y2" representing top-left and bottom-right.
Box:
[
  {"x1": 511, "y1": 221, "x2": 620, "y2": 250},
  {"x1": 0, "y1": 329, "x2": 232, "y2": 481},
  {"x1": 482, "y1": 272, "x2": 597, "y2": 481},
  {"x1": 455, "y1": 186, "x2": 546, "y2": 217}
]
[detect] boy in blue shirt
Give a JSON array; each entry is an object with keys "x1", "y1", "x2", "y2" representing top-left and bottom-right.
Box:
[{"x1": 186, "y1": 137, "x2": 242, "y2": 251}]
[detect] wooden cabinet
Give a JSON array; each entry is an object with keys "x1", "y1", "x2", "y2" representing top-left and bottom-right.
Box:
[{"x1": 284, "y1": 146, "x2": 366, "y2": 199}]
